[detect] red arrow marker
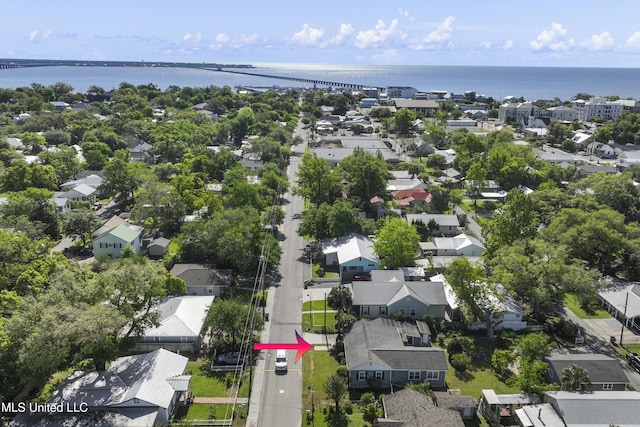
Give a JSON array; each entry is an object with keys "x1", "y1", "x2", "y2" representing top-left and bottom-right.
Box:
[{"x1": 254, "y1": 331, "x2": 313, "y2": 363}]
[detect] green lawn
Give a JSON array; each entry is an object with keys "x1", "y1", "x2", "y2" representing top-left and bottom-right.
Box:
[
  {"x1": 303, "y1": 312, "x2": 337, "y2": 333},
  {"x1": 313, "y1": 263, "x2": 340, "y2": 279},
  {"x1": 301, "y1": 351, "x2": 368, "y2": 426},
  {"x1": 445, "y1": 365, "x2": 519, "y2": 398},
  {"x1": 564, "y1": 293, "x2": 611, "y2": 319},
  {"x1": 186, "y1": 359, "x2": 250, "y2": 398},
  {"x1": 439, "y1": 334, "x2": 520, "y2": 398},
  {"x1": 302, "y1": 300, "x2": 335, "y2": 311}
]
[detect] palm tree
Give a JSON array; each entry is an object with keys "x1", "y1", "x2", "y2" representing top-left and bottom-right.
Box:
[
  {"x1": 327, "y1": 284, "x2": 353, "y2": 335},
  {"x1": 560, "y1": 364, "x2": 591, "y2": 392}
]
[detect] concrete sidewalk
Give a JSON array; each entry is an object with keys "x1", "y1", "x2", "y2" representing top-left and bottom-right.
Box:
[{"x1": 245, "y1": 285, "x2": 276, "y2": 427}]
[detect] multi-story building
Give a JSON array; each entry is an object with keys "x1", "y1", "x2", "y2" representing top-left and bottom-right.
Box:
[
  {"x1": 572, "y1": 97, "x2": 624, "y2": 121},
  {"x1": 498, "y1": 102, "x2": 540, "y2": 123},
  {"x1": 386, "y1": 86, "x2": 419, "y2": 99}
]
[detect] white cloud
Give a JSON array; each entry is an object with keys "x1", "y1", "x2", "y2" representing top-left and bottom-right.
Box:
[
  {"x1": 182, "y1": 33, "x2": 203, "y2": 43},
  {"x1": 210, "y1": 33, "x2": 264, "y2": 50},
  {"x1": 410, "y1": 16, "x2": 455, "y2": 50},
  {"x1": 530, "y1": 23, "x2": 574, "y2": 52},
  {"x1": 580, "y1": 32, "x2": 615, "y2": 51},
  {"x1": 398, "y1": 8, "x2": 413, "y2": 21},
  {"x1": 289, "y1": 23, "x2": 324, "y2": 46},
  {"x1": 503, "y1": 40, "x2": 514, "y2": 50},
  {"x1": 624, "y1": 31, "x2": 640, "y2": 51},
  {"x1": 424, "y1": 16, "x2": 455, "y2": 44},
  {"x1": 42, "y1": 30, "x2": 52, "y2": 39},
  {"x1": 480, "y1": 41, "x2": 492, "y2": 49},
  {"x1": 322, "y1": 23, "x2": 354, "y2": 47},
  {"x1": 216, "y1": 33, "x2": 230, "y2": 44},
  {"x1": 28, "y1": 30, "x2": 39, "y2": 42},
  {"x1": 355, "y1": 19, "x2": 404, "y2": 49}
]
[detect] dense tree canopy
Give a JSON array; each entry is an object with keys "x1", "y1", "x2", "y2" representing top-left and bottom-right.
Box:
[{"x1": 373, "y1": 217, "x2": 420, "y2": 269}]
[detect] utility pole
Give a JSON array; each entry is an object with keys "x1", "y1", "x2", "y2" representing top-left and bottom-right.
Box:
[
  {"x1": 324, "y1": 292, "x2": 327, "y2": 336},
  {"x1": 620, "y1": 291, "x2": 629, "y2": 347}
]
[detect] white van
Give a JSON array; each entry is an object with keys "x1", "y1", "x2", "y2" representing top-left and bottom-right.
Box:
[{"x1": 275, "y1": 350, "x2": 288, "y2": 373}]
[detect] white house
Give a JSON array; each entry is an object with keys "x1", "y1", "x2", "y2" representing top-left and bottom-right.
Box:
[
  {"x1": 322, "y1": 234, "x2": 379, "y2": 281},
  {"x1": 61, "y1": 183, "x2": 96, "y2": 203},
  {"x1": 11, "y1": 349, "x2": 190, "y2": 427},
  {"x1": 572, "y1": 97, "x2": 624, "y2": 121},
  {"x1": 137, "y1": 295, "x2": 214, "y2": 353},
  {"x1": 419, "y1": 233, "x2": 485, "y2": 257},
  {"x1": 92, "y1": 216, "x2": 142, "y2": 258}
]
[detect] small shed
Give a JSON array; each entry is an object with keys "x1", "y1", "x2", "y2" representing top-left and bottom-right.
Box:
[{"x1": 148, "y1": 237, "x2": 171, "y2": 258}]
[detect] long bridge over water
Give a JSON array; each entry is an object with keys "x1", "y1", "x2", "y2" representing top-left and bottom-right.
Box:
[
  {"x1": 0, "y1": 59, "x2": 384, "y2": 90},
  {"x1": 207, "y1": 68, "x2": 384, "y2": 91}
]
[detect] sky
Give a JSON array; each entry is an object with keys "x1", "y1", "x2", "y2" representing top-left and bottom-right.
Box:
[{"x1": 2, "y1": 1, "x2": 640, "y2": 67}]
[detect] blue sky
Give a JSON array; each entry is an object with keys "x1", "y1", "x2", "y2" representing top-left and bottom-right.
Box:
[{"x1": 3, "y1": 1, "x2": 640, "y2": 67}]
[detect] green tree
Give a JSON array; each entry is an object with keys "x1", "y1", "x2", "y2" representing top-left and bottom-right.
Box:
[
  {"x1": 295, "y1": 149, "x2": 341, "y2": 205},
  {"x1": 560, "y1": 364, "x2": 591, "y2": 391},
  {"x1": 515, "y1": 332, "x2": 552, "y2": 361},
  {"x1": 323, "y1": 372, "x2": 348, "y2": 414},
  {"x1": 230, "y1": 106, "x2": 256, "y2": 146},
  {"x1": 298, "y1": 200, "x2": 371, "y2": 240},
  {"x1": 205, "y1": 298, "x2": 256, "y2": 348},
  {"x1": 490, "y1": 238, "x2": 599, "y2": 319},
  {"x1": 394, "y1": 108, "x2": 417, "y2": 135},
  {"x1": 491, "y1": 349, "x2": 516, "y2": 378},
  {"x1": 341, "y1": 147, "x2": 388, "y2": 207},
  {"x1": 61, "y1": 209, "x2": 102, "y2": 247},
  {"x1": 373, "y1": 217, "x2": 420, "y2": 269},
  {"x1": 102, "y1": 149, "x2": 148, "y2": 207},
  {"x1": 444, "y1": 257, "x2": 498, "y2": 339},
  {"x1": 483, "y1": 188, "x2": 539, "y2": 257},
  {"x1": 541, "y1": 208, "x2": 628, "y2": 275},
  {"x1": 545, "y1": 122, "x2": 571, "y2": 146},
  {"x1": 95, "y1": 257, "x2": 169, "y2": 346},
  {"x1": 47, "y1": 137, "x2": 86, "y2": 170},
  {"x1": 465, "y1": 162, "x2": 488, "y2": 207}
]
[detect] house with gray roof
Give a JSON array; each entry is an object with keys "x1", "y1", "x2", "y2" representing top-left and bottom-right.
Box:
[
  {"x1": 377, "y1": 388, "x2": 464, "y2": 427},
  {"x1": 434, "y1": 391, "x2": 478, "y2": 420},
  {"x1": 147, "y1": 236, "x2": 171, "y2": 258},
  {"x1": 61, "y1": 183, "x2": 97, "y2": 203},
  {"x1": 344, "y1": 318, "x2": 448, "y2": 389},
  {"x1": 137, "y1": 295, "x2": 214, "y2": 353},
  {"x1": 419, "y1": 233, "x2": 485, "y2": 257},
  {"x1": 322, "y1": 234, "x2": 379, "y2": 282},
  {"x1": 544, "y1": 353, "x2": 629, "y2": 391},
  {"x1": 543, "y1": 390, "x2": 640, "y2": 427},
  {"x1": 11, "y1": 349, "x2": 190, "y2": 427},
  {"x1": 169, "y1": 264, "x2": 233, "y2": 296},
  {"x1": 347, "y1": 270, "x2": 448, "y2": 320},
  {"x1": 406, "y1": 213, "x2": 461, "y2": 236}
]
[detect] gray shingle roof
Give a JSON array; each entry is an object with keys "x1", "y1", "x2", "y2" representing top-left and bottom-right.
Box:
[
  {"x1": 380, "y1": 388, "x2": 464, "y2": 427},
  {"x1": 345, "y1": 318, "x2": 447, "y2": 371},
  {"x1": 349, "y1": 281, "x2": 447, "y2": 307},
  {"x1": 545, "y1": 353, "x2": 629, "y2": 384},
  {"x1": 406, "y1": 213, "x2": 460, "y2": 227}
]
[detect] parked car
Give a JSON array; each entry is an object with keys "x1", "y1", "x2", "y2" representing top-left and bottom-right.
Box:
[{"x1": 217, "y1": 351, "x2": 245, "y2": 365}]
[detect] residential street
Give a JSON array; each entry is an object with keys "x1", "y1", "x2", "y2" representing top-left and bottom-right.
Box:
[{"x1": 247, "y1": 119, "x2": 308, "y2": 427}]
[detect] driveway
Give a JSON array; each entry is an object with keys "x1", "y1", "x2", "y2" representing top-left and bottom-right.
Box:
[{"x1": 561, "y1": 305, "x2": 640, "y2": 390}]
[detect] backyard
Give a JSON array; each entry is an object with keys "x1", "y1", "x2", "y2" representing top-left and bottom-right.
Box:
[{"x1": 172, "y1": 359, "x2": 250, "y2": 425}]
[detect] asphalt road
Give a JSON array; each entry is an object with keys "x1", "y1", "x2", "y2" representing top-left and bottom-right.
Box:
[{"x1": 257, "y1": 120, "x2": 308, "y2": 427}]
